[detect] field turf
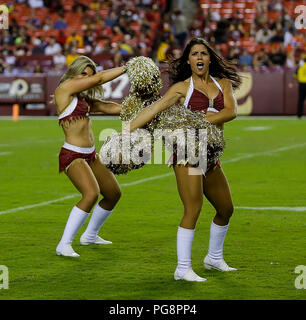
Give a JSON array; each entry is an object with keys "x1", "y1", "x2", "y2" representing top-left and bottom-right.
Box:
[{"x1": 0, "y1": 117, "x2": 305, "y2": 300}]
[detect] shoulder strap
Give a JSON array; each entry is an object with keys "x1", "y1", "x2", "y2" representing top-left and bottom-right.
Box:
[
  {"x1": 183, "y1": 77, "x2": 194, "y2": 107},
  {"x1": 210, "y1": 75, "x2": 223, "y2": 93}
]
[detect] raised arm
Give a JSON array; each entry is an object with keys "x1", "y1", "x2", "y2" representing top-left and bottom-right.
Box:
[
  {"x1": 205, "y1": 79, "x2": 237, "y2": 125},
  {"x1": 125, "y1": 82, "x2": 185, "y2": 132},
  {"x1": 57, "y1": 66, "x2": 126, "y2": 96}
]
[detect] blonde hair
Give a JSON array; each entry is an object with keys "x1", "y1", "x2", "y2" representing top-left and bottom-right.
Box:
[{"x1": 51, "y1": 55, "x2": 104, "y2": 104}]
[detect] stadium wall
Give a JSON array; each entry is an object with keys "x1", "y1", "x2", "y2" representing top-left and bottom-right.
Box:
[{"x1": 0, "y1": 70, "x2": 304, "y2": 116}]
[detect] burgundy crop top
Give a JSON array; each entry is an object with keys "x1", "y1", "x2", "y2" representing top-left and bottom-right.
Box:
[
  {"x1": 58, "y1": 96, "x2": 90, "y2": 125},
  {"x1": 184, "y1": 76, "x2": 224, "y2": 113}
]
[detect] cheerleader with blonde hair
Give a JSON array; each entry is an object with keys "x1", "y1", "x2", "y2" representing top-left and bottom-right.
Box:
[{"x1": 54, "y1": 56, "x2": 126, "y2": 257}]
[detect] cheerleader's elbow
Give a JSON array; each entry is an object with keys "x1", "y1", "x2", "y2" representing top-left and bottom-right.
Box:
[{"x1": 229, "y1": 108, "x2": 237, "y2": 121}]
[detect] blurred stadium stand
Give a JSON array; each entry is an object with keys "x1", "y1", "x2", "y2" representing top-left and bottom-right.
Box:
[{"x1": 0, "y1": 0, "x2": 305, "y2": 116}]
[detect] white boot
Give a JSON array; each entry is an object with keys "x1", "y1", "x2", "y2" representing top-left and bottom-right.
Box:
[
  {"x1": 80, "y1": 203, "x2": 112, "y2": 245},
  {"x1": 204, "y1": 221, "x2": 237, "y2": 271},
  {"x1": 56, "y1": 206, "x2": 89, "y2": 257}
]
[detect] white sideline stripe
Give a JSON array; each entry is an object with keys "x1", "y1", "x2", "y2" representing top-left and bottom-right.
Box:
[
  {"x1": 0, "y1": 173, "x2": 173, "y2": 215},
  {"x1": 0, "y1": 138, "x2": 63, "y2": 148},
  {"x1": 224, "y1": 143, "x2": 306, "y2": 163},
  {"x1": 121, "y1": 172, "x2": 173, "y2": 187},
  {"x1": 0, "y1": 143, "x2": 305, "y2": 216},
  {"x1": 236, "y1": 206, "x2": 306, "y2": 212},
  {"x1": 0, "y1": 194, "x2": 78, "y2": 215}
]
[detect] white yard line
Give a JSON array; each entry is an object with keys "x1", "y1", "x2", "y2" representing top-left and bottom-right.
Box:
[
  {"x1": 120, "y1": 172, "x2": 173, "y2": 187},
  {"x1": 0, "y1": 143, "x2": 305, "y2": 215},
  {"x1": 0, "y1": 174, "x2": 174, "y2": 215},
  {"x1": 0, "y1": 194, "x2": 78, "y2": 215},
  {"x1": 236, "y1": 206, "x2": 306, "y2": 212}
]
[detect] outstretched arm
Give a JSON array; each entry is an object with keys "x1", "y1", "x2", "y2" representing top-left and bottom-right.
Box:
[
  {"x1": 90, "y1": 100, "x2": 122, "y2": 115},
  {"x1": 57, "y1": 66, "x2": 126, "y2": 96},
  {"x1": 124, "y1": 83, "x2": 184, "y2": 132},
  {"x1": 205, "y1": 79, "x2": 237, "y2": 125}
]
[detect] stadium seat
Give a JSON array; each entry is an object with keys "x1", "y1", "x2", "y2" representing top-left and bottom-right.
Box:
[{"x1": 268, "y1": 11, "x2": 280, "y2": 22}]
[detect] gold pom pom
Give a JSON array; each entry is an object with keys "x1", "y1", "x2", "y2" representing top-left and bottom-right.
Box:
[{"x1": 126, "y1": 56, "x2": 163, "y2": 97}]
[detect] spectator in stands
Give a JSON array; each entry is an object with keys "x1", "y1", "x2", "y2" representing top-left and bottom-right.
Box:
[
  {"x1": 4, "y1": 64, "x2": 18, "y2": 75},
  {"x1": 19, "y1": 63, "x2": 32, "y2": 75},
  {"x1": 284, "y1": 26, "x2": 296, "y2": 49},
  {"x1": 42, "y1": 16, "x2": 54, "y2": 31},
  {"x1": 89, "y1": 0, "x2": 100, "y2": 10},
  {"x1": 269, "y1": 45, "x2": 287, "y2": 67},
  {"x1": 54, "y1": 13, "x2": 67, "y2": 30},
  {"x1": 15, "y1": 44, "x2": 28, "y2": 57},
  {"x1": 83, "y1": 29, "x2": 95, "y2": 48},
  {"x1": 256, "y1": 0, "x2": 269, "y2": 14},
  {"x1": 72, "y1": 0, "x2": 88, "y2": 13},
  {"x1": 53, "y1": 50, "x2": 66, "y2": 70},
  {"x1": 0, "y1": 30, "x2": 14, "y2": 46},
  {"x1": 239, "y1": 49, "x2": 253, "y2": 68},
  {"x1": 189, "y1": 19, "x2": 203, "y2": 39},
  {"x1": 66, "y1": 30, "x2": 84, "y2": 48},
  {"x1": 105, "y1": 10, "x2": 117, "y2": 28},
  {"x1": 32, "y1": 36, "x2": 47, "y2": 54},
  {"x1": 229, "y1": 24, "x2": 244, "y2": 42},
  {"x1": 45, "y1": 36, "x2": 62, "y2": 55},
  {"x1": 253, "y1": 48, "x2": 272, "y2": 71},
  {"x1": 66, "y1": 46, "x2": 80, "y2": 66},
  {"x1": 172, "y1": 9, "x2": 188, "y2": 48},
  {"x1": 0, "y1": 58, "x2": 6, "y2": 74},
  {"x1": 119, "y1": 35, "x2": 134, "y2": 55},
  {"x1": 271, "y1": 15, "x2": 285, "y2": 34},
  {"x1": 56, "y1": 30, "x2": 67, "y2": 47},
  {"x1": 285, "y1": 50, "x2": 296, "y2": 69},
  {"x1": 15, "y1": 27, "x2": 31, "y2": 46},
  {"x1": 4, "y1": 50, "x2": 16, "y2": 66},
  {"x1": 270, "y1": 30, "x2": 284, "y2": 44},
  {"x1": 33, "y1": 64, "x2": 44, "y2": 73},
  {"x1": 227, "y1": 46, "x2": 240, "y2": 65},
  {"x1": 43, "y1": 0, "x2": 63, "y2": 14},
  {"x1": 156, "y1": 35, "x2": 171, "y2": 63},
  {"x1": 28, "y1": 0, "x2": 45, "y2": 9},
  {"x1": 214, "y1": 20, "x2": 230, "y2": 44},
  {"x1": 0, "y1": 43, "x2": 10, "y2": 57},
  {"x1": 25, "y1": 8, "x2": 42, "y2": 29},
  {"x1": 207, "y1": 7, "x2": 221, "y2": 22},
  {"x1": 269, "y1": 0, "x2": 283, "y2": 11},
  {"x1": 255, "y1": 26, "x2": 273, "y2": 44}
]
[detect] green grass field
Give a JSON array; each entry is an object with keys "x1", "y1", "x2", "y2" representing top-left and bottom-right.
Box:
[{"x1": 0, "y1": 117, "x2": 305, "y2": 300}]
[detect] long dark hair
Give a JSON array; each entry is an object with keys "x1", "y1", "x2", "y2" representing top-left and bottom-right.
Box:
[{"x1": 168, "y1": 38, "x2": 241, "y2": 89}]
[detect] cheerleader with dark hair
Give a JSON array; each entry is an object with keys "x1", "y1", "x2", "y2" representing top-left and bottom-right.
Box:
[{"x1": 125, "y1": 38, "x2": 241, "y2": 282}]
